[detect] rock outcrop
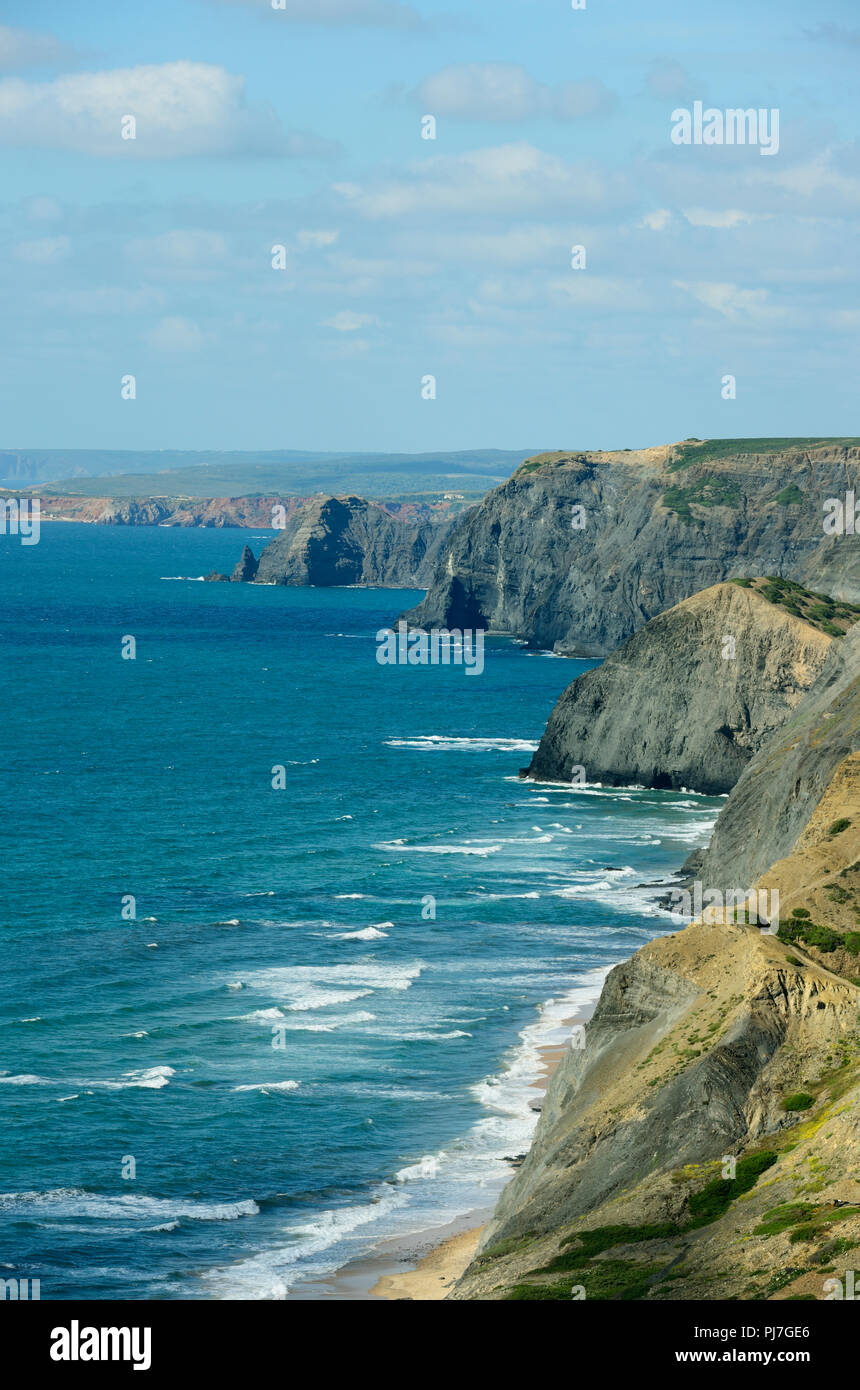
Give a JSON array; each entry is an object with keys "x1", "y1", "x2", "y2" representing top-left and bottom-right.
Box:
[
  {"x1": 249, "y1": 495, "x2": 454, "y2": 588},
  {"x1": 230, "y1": 545, "x2": 258, "y2": 583},
  {"x1": 453, "y1": 910, "x2": 860, "y2": 1301},
  {"x1": 689, "y1": 618, "x2": 860, "y2": 888},
  {"x1": 452, "y1": 571, "x2": 860, "y2": 1302},
  {"x1": 404, "y1": 439, "x2": 860, "y2": 655},
  {"x1": 525, "y1": 582, "x2": 834, "y2": 794}
]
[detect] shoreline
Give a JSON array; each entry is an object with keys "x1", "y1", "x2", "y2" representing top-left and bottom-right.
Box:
[{"x1": 285, "y1": 1000, "x2": 596, "y2": 1301}]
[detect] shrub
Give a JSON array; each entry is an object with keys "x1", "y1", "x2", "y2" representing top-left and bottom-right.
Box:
[
  {"x1": 687, "y1": 1151, "x2": 778, "y2": 1227},
  {"x1": 829, "y1": 819, "x2": 852, "y2": 836},
  {"x1": 782, "y1": 1093, "x2": 815, "y2": 1113}
]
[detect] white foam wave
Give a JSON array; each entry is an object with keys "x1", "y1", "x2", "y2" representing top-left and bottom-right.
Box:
[{"x1": 384, "y1": 736, "x2": 538, "y2": 753}]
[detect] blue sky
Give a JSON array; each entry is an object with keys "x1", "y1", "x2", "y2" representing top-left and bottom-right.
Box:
[{"x1": 1, "y1": 0, "x2": 858, "y2": 451}]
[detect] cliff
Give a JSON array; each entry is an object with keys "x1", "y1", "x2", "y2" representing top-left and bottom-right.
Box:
[
  {"x1": 453, "y1": 579, "x2": 860, "y2": 1302},
  {"x1": 453, "y1": 763, "x2": 860, "y2": 1300},
  {"x1": 688, "y1": 619, "x2": 860, "y2": 889},
  {"x1": 526, "y1": 581, "x2": 836, "y2": 794},
  {"x1": 248, "y1": 495, "x2": 454, "y2": 588},
  {"x1": 404, "y1": 439, "x2": 860, "y2": 655}
]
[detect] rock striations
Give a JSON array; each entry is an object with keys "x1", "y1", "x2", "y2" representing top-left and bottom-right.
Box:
[
  {"x1": 217, "y1": 495, "x2": 455, "y2": 589},
  {"x1": 404, "y1": 439, "x2": 860, "y2": 654},
  {"x1": 451, "y1": 569, "x2": 860, "y2": 1302},
  {"x1": 526, "y1": 582, "x2": 834, "y2": 794}
]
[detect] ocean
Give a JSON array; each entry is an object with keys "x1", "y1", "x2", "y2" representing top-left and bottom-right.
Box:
[{"x1": 0, "y1": 523, "x2": 722, "y2": 1299}]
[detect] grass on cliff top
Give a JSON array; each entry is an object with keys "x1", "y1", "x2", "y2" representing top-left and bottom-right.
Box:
[
  {"x1": 515, "y1": 437, "x2": 860, "y2": 479},
  {"x1": 730, "y1": 575, "x2": 860, "y2": 636},
  {"x1": 667, "y1": 437, "x2": 860, "y2": 472}
]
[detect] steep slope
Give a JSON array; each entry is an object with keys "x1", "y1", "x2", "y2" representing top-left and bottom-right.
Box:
[
  {"x1": 454, "y1": 753, "x2": 860, "y2": 1302},
  {"x1": 452, "y1": 913, "x2": 860, "y2": 1302},
  {"x1": 690, "y1": 621, "x2": 860, "y2": 888},
  {"x1": 404, "y1": 440, "x2": 860, "y2": 655},
  {"x1": 453, "y1": 602, "x2": 860, "y2": 1303},
  {"x1": 526, "y1": 582, "x2": 834, "y2": 794},
  {"x1": 237, "y1": 496, "x2": 455, "y2": 588}
]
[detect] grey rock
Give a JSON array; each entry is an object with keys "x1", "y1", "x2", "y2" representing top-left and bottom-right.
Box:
[
  {"x1": 404, "y1": 442, "x2": 860, "y2": 655},
  {"x1": 250, "y1": 495, "x2": 455, "y2": 588},
  {"x1": 689, "y1": 619, "x2": 860, "y2": 887},
  {"x1": 526, "y1": 582, "x2": 833, "y2": 794},
  {"x1": 230, "y1": 545, "x2": 258, "y2": 583}
]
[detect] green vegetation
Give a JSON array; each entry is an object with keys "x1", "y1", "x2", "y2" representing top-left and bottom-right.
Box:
[
  {"x1": 502, "y1": 1152, "x2": 780, "y2": 1300},
  {"x1": 505, "y1": 1258, "x2": 664, "y2": 1301},
  {"x1": 732, "y1": 577, "x2": 860, "y2": 635},
  {"x1": 775, "y1": 484, "x2": 804, "y2": 505},
  {"x1": 559, "y1": 1223, "x2": 676, "y2": 1259},
  {"x1": 781, "y1": 1093, "x2": 816, "y2": 1113},
  {"x1": 829, "y1": 819, "x2": 852, "y2": 837},
  {"x1": 778, "y1": 918, "x2": 850, "y2": 955},
  {"x1": 666, "y1": 438, "x2": 860, "y2": 473},
  {"x1": 792, "y1": 908, "x2": 811, "y2": 919},
  {"x1": 686, "y1": 1151, "x2": 778, "y2": 1226},
  {"x1": 754, "y1": 1202, "x2": 819, "y2": 1237},
  {"x1": 662, "y1": 474, "x2": 742, "y2": 521}
]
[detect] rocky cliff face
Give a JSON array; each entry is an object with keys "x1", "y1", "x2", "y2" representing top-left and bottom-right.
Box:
[
  {"x1": 526, "y1": 582, "x2": 833, "y2": 794},
  {"x1": 452, "y1": 575, "x2": 860, "y2": 1302},
  {"x1": 689, "y1": 620, "x2": 860, "y2": 889},
  {"x1": 251, "y1": 495, "x2": 454, "y2": 588},
  {"x1": 405, "y1": 440, "x2": 860, "y2": 655},
  {"x1": 453, "y1": 909, "x2": 860, "y2": 1301}
]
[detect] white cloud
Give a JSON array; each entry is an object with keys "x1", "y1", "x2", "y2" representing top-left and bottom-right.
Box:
[
  {"x1": 24, "y1": 195, "x2": 64, "y2": 222},
  {"x1": 218, "y1": 0, "x2": 423, "y2": 28},
  {"x1": 0, "y1": 61, "x2": 335, "y2": 158},
  {"x1": 550, "y1": 275, "x2": 655, "y2": 312},
  {"x1": 645, "y1": 59, "x2": 697, "y2": 102},
  {"x1": 14, "y1": 235, "x2": 70, "y2": 264},
  {"x1": 125, "y1": 230, "x2": 229, "y2": 265},
  {"x1": 0, "y1": 25, "x2": 80, "y2": 72},
  {"x1": 323, "y1": 311, "x2": 379, "y2": 331},
  {"x1": 148, "y1": 316, "x2": 206, "y2": 351},
  {"x1": 639, "y1": 209, "x2": 672, "y2": 230},
  {"x1": 336, "y1": 142, "x2": 626, "y2": 218},
  {"x1": 683, "y1": 208, "x2": 758, "y2": 228},
  {"x1": 39, "y1": 287, "x2": 167, "y2": 316},
  {"x1": 298, "y1": 229, "x2": 339, "y2": 248},
  {"x1": 673, "y1": 280, "x2": 778, "y2": 320},
  {"x1": 414, "y1": 64, "x2": 615, "y2": 121}
]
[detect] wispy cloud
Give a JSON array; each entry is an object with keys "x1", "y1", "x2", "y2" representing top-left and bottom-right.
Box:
[
  {"x1": 336, "y1": 142, "x2": 629, "y2": 218},
  {"x1": 0, "y1": 24, "x2": 82, "y2": 73},
  {"x1": 0, "y1": 61, "x2": 339, "y2": 159},
  {"x1": 411, "y1": 63, "x2": 615, "y2": 121}
]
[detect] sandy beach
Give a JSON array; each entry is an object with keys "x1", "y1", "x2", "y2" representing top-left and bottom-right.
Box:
[{"x1": 285, "y1": 1003, "x2": 593, "y2": 1301}]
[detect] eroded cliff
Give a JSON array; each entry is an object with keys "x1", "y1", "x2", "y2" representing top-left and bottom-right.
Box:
[
  {"x1": 405, "y1": 439, "x2": 860, "y2": 655},
  {"x1": 526, "y1": 581, "x2": 836, "y2": 793}
]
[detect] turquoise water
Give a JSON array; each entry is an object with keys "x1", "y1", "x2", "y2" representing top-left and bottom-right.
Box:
[{"x1": 0, "y1": 524, "x2": 721, "y2": 1299}]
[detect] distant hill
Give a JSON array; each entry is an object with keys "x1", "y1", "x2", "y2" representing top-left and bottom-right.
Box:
[{"x1": 0, "y1": 448, "x2": 536, "y2": 498}]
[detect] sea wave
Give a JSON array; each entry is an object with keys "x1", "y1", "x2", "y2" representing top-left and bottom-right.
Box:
[
  {"x1": 0, "y1": 1188, "x2": 258, "y2": 1222},
  {"x1": 384, "y1": 736, "x2": 538, "y2": 753}
]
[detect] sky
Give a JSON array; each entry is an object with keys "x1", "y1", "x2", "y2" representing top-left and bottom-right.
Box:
[{"x1": 0, "y1": 0, "x2": 858, "y2": 453}]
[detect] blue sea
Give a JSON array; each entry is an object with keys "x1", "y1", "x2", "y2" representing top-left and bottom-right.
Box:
[{"x1": 0, "y1": 523, "x2": 721, "y2": 1299}]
